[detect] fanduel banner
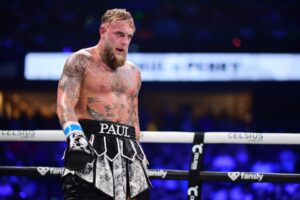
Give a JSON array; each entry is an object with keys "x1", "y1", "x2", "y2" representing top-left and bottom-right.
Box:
[{"x1": 24, "y1": 52, "x2": 300, "y2": 81}]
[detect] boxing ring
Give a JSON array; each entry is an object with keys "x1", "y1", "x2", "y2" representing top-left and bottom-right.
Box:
[{"x1": 1, "y1": 130, "x2": 300, "y2": 199}]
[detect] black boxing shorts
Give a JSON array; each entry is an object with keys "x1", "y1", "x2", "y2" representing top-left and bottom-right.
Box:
[
  {"x1": 62, "y1": 174, "x2": 150, "y2": 200},
  {"x1": 62, "y1": 120, "x2": 151, "y2": 200}
]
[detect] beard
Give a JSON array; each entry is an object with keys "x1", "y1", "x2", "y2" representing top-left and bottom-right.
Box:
[{"x1": 101, "y1": 40, "x2": 126, "y2": 70}]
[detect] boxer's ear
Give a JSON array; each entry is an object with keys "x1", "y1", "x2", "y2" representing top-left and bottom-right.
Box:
[{"x1": 99, "y1": 24, "x2": 107, "y2": 37}]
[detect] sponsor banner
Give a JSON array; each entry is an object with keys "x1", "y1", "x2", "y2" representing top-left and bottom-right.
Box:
[
  {"x1": 187, "y1": 186, "x2": 199, "y2": 200},
  {"x1": 228, "y1": 172, "x2": 264, "y2": 182},
  {"x1": 37, "y1": 167, "x2": 49, "y2": 176},
  {"x1": 227, "y1": 132, "x2": 263, "y2": 143},
  {"x1": 37, "y1": 167, "x2": 63, "y2": 176},
  {"x1": 25, "y1": 52, "x2": 300, "y2": 81},
  {"x1": 0, "y1": 130, "x2": 35, "y2": 139},
  {"x1": 191, "y1": 144, "x2": 203, "y2": 170},
  {"x1": 188, "y1": 132, "x2": 204, "y2": 200},
  {"x1": 147, "y1": 170, "x2": 167, "y2": 179}
]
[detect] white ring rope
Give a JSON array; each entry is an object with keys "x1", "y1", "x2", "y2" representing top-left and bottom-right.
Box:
[{"x1": 1, "y1": 130, "x2": 300, "y2": 144}]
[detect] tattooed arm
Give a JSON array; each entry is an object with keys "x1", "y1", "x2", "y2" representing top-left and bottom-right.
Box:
[
  {"x1": 57, "y1": 52, "x2": 95, "y2": 170},
  {"x1": 56, "y1": 52, "x2": 88, "y2": 126},
  {"x1": 133, "y1": 68, "x2": 142, "y2": 140}
]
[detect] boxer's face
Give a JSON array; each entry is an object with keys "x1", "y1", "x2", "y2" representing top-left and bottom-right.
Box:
[{"x1": 100, "y1": 20, "x2": 134, "y2": 70}]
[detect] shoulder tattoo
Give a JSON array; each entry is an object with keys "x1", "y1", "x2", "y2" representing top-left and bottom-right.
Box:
[{"x1": 63, "y1": 54, "x2": 90, "y2": 77}]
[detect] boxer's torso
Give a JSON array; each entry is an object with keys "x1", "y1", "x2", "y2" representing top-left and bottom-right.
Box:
[{"x1": 75, "y1": 48, "x2": 140, "y2": 132}]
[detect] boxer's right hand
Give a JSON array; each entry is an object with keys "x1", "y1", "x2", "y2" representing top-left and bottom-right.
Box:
[{"x1": 63, "y1": 122, "x2": 95, "y2": 171}]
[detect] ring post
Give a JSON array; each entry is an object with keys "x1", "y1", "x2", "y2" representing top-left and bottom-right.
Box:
[{"x1": 187, "y1": 132, "x2": 205, "y2": 200}]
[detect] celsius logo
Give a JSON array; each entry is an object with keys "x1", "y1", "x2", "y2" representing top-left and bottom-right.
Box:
[
  {"x1": 0, "y1": 130, "x2": 35, "y2": 139},
  {"x1": 228, "y1": 132, "x2": 263, "y2": 143},
  {"x1": 191, "y1": 144, "x2": 203, "y2": 170},
  {"x1": 192, "y1": 144, "x2": 203, "y2": 154},
  {"x1": 187, "y1": 186, "x2": 198, "y2": 199}
]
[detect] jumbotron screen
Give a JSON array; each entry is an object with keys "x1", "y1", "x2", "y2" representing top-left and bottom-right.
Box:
[{"x1": 25, "y1": 52, "x2": 300, "y2": 81}]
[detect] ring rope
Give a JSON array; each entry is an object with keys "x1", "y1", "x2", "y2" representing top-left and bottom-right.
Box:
[
  {"x1": 0, "y1": 166, "x2": 299, "y2": 183},
  {"x1": 1, "y1": 129, "x2": 300, "y2": 194},
  {"x1": 1, "y1": 130, "x2": 300, "y2": 144}
]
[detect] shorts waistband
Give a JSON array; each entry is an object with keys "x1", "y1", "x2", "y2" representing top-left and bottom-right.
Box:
[{"x1": 79, "y1": 119, "x2": 136, "y2": 139}]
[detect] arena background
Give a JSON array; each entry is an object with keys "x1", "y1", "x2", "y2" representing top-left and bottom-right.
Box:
[{"x1": 1, "y1": 1, "x2": 300, "y2": 199}]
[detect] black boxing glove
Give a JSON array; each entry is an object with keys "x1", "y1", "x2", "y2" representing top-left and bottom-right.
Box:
[{"x1": 63, "y1": 122, "x2": 95, "y2": 171}]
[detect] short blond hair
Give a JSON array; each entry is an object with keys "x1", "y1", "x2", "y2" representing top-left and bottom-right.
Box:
[{"x1": 101, "y1": 9, "x2": 135, "y2": 31}]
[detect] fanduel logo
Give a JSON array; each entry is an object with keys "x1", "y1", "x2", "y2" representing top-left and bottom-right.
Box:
[
  {"x1": 37, "y1": 167, "x2": 50, "y2": 176},
  {"x1": 191, "y1": 144, "x2": 203, "y2": 170},
  {"x1": 147, "y1": 170, "x2": 167, "y2": 178},
  {"x1": 187, "y1": 186, "x2": 198, "y2": 199}
]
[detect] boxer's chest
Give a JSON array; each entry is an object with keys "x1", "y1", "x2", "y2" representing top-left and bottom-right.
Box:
[{"x1": 83, "y1": 65, "x2": 137, "y2": 96}]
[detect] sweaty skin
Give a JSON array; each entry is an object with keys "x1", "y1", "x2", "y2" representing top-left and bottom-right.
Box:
[{"x1": 57, "y1": 20, "x2": 141, "y2": 140}]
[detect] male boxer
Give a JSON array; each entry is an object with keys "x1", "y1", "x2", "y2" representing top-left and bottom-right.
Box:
[{"x1": 57, "y1": 8, "x2": 151, "y2": 200}]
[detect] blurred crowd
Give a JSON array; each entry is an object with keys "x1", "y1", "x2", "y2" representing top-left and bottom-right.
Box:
[
  {"x1": 1, "y1": 0, "x2": 300, "y2": 63},
  {"x1": 1, "y1": 105, "x2": 300, "y2": 199}
]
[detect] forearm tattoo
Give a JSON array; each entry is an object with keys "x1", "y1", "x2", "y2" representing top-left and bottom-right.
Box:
[{"x1": 58, "y1": 107, "x2": 76, "y2": 125}]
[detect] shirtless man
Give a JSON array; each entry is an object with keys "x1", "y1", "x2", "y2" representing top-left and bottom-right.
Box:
[{"x1": 57, "y1": 9, "x2": 151, "y2": 200}]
